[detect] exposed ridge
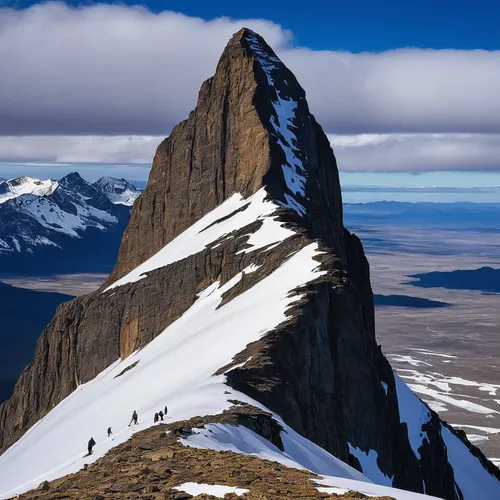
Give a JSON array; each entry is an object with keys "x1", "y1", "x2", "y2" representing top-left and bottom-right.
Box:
[{"x1": 105, "y1": 27, "x2": 344, "y2": 286}]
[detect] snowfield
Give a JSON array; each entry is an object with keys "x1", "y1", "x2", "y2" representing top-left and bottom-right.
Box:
[
  {"x1": 0, "y1": 197, "x2": 328, "y2": 497},
  {"x1": 104, "y1": 188, "x2": 295, "y2": 292},
  {"x1": 0, "y1": 191, "x2": 497, "y2": 499}
]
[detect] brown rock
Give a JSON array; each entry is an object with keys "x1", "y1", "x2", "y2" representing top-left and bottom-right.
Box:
[
  {"x1": 173, "y1": 492, "x2": 193, "y2": 500},
  {"x1": 37, "y1": 480, "x2": 50, "y2": 491},
  {"x1": 0, "y1": 27, "x2": 498, "y2": 500}
]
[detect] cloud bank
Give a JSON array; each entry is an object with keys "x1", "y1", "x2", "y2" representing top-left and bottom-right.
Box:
[
  {"x1": 329, "y1": 133, "x2": 500, "y2": 172},
  {"x1": 1, "y1": 2, "x2": 499, "y2": 137},
  {"x1": 1, "y1": 3, "x2": 499, "y2": 173},
  {"x1": 2, "y1": 133, "x2": 500, "y2": 174}
]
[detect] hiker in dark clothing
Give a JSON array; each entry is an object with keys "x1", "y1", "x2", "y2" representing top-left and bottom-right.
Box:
[
  {"x1": 88, "y1": 437, "x2": 96, "y2": 455},
  {"x1": 107, "y1": 427, "x2": 112, "y2": 437},
  {"x1": 129, "y1": 410, "x2": 138, "y2": 426},
  {"x1": 154, "y1": 413, "x2": 159, "y2": 423},
  {"x1": 158, "y1": 410, "x2": 164, "y2": 421}
]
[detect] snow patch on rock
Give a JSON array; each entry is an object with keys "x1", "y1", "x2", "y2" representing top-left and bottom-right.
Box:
[{"x1": 173, "y1": 483, "x2": 248, "y2": 498}]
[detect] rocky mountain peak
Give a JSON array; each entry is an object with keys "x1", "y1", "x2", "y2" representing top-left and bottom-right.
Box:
[
  {"x1": 59, "y1": 171, "x2": 85, "y2": 186},
  {"x1": 94, "y1": 176, "x2": 141, "y2": 206},
  {"x1": 1, "y1": 29, "x2": 499, "y2": 500},
  {"x1": 106, "y1": 27, "x2": 343, "y2": 285}
]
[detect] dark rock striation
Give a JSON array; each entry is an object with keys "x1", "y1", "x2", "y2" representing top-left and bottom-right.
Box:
[{"x1": 0, "y1": 28, "x2": 498, "y2": 500}]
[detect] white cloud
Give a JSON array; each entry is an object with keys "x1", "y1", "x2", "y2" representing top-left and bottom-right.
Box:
[
  {"x1": 329, "y1": 133, "x2": 500, "y2": 172},
  {"x1": 2, "y1": 133, "x2": 500, "y2": 174},
  {"x1": 283, "y1": 48, "x2": 500, "y2": 134},
  {"x1": 0, "y1": 2, "x2": 499, "y2": 138},
  {"x1": 0, "y1": 135, "x2": 161, "y2": 163},
  {"x1": 0, "y1": 3, "x2": 288, "y2": 134},
  {"x1": 1, "y1": 4, "x2": 500, "y2": 173}
]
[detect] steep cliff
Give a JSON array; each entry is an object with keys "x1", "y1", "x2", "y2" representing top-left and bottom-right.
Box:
[{"x1": 1, "y1": 28, "x2": 499, "y2": 500}]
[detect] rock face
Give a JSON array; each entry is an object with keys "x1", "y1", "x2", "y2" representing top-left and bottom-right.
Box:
[
  {"x1": 1, "y1": 28, "x2": 499, "y2": 500},
  {"x1": 106, "y1": 29, "x2": 343, "y2": 286}
]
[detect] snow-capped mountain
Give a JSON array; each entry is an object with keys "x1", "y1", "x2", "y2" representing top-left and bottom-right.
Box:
[
  {"x1": 93, "y1": 176, "x2": 141, "y2": 206},
  {"x1": 0, "y1": 176, "x2": 59, "y2": 204},
  {"x1": 0, "y1": 173, "x2": 140, "y2": 273},
  {"x1": 0, "y1": 28, "x2": 499, "y2": 500}
]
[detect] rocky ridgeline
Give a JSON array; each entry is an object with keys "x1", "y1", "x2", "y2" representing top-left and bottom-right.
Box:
[
  {"x1": 20, "y1": 406, "x2": 391, "y2": 500},
  {"x1": 0, "y1": 28, "x2": 498, "y2": 500}
]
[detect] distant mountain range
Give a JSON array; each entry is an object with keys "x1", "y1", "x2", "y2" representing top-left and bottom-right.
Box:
[{"x1": 0, "y1": 173, "x2": 140, "y2": 274}]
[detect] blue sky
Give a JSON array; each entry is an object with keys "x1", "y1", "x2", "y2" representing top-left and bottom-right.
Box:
[
  {"x1": 0, "y1": 1, "x2": 499, "y2": 201},
  {"x1": 9, "y1": 0, "x2": 500, "y2": 52}
]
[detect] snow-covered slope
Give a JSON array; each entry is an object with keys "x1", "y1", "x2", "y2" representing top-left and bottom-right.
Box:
[
  {"x1": 0, "y1": 192, "x2": 441, "y2": 499},
  {"x1": 0, "y1": 189, "x2": 472, "y2": 500},
  {"x1": 105, "y1": 189, "x2": 294, "y2": 292}
]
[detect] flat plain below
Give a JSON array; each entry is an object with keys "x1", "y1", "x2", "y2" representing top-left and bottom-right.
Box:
[{"x1": 352, "y1": 221, "x2": 500, "y2": 462}]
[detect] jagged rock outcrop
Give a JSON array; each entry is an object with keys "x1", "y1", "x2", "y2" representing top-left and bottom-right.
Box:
[
  {"x1": 106, "y1": 29, "x2": 344, "y2": 287},
  {"x1": 1, "y1": 28, "x2": 499, "y2": 500}
]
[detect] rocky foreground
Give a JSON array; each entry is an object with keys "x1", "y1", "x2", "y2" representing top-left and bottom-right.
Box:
[{"x1": 20, "y1": 405, "x2": 390, "y2": 500}]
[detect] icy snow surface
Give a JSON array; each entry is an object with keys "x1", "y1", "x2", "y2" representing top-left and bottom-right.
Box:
[
  {"x1": 181, "y1": 423, "x2": 366, "y2": 482},
  {"x1": 313, "y1": 476, "x2": 441, "y2": 499},
  {"x1": 181, "y1": 420, "x2": 440, "y2": 499},
  {"x1": 316, "y1": 485, "x2": 350, "y2": 495},
  {"x1": 173, "y1": 483, "x2": 248, "y2": 497},
  {"x1": 104, "y1": 189, "x2": 295, "y2": 291},
  {"x1": 394, "y1": 374, "x2": 431, "y2": 460},
  {"x1": 348, "y1": 444, "x2": 393, "y2": 487},
  {"x1": 0, "y1": 221, "x2": 325, "y2": 498},
  {"x1": 441, "y1": 424, "x2": 500, "y2": 500},
  {"x1": 246, "y1": 31, "x2": 307, "y2": 216}
]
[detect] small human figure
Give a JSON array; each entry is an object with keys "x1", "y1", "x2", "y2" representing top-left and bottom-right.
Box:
[
  {"x1": 158, "y1": 410, "x2": 164, "y2": 421},
  {"x1": 154, "y1": 412, "x2": 159, "y2": 423},
  {"x1": 129, "y1": 410, "x2": 138, "y2": 426},
  {"x1": 88, "y1": 437, "x2": 96, "y2": 455},
  {"x1": 164, "y1": 405, "x2": 168, "y2": 416},
  {"x1": 107, "y1": 427, "x2": 112, "y2": 437}
]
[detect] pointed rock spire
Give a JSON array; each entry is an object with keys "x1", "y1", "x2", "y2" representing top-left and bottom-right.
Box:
[{"x1": 106, "y1": 27, "x2": 344, "y2": 285}]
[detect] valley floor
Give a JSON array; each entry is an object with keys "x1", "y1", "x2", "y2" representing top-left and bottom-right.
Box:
[{"x1": 358, "y1": 225, "x2": 500, "y2": 462}]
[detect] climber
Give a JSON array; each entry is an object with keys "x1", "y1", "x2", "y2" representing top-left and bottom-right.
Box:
[
  {"x1": 158, "y1": 410, "x2": 164, "y2": 421},
  {"x1": 88, "y1": 437, "x2": 96, "y2": 455},
  {"x1": 154, "y1": 413, "x2": 159, "y2": 423},
  {"x1": 129, "y1": 410, "x2": 138, "y2": 426},
  {"x1": 107, "y1": 427, "x2": 112, "y2": 437}
]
